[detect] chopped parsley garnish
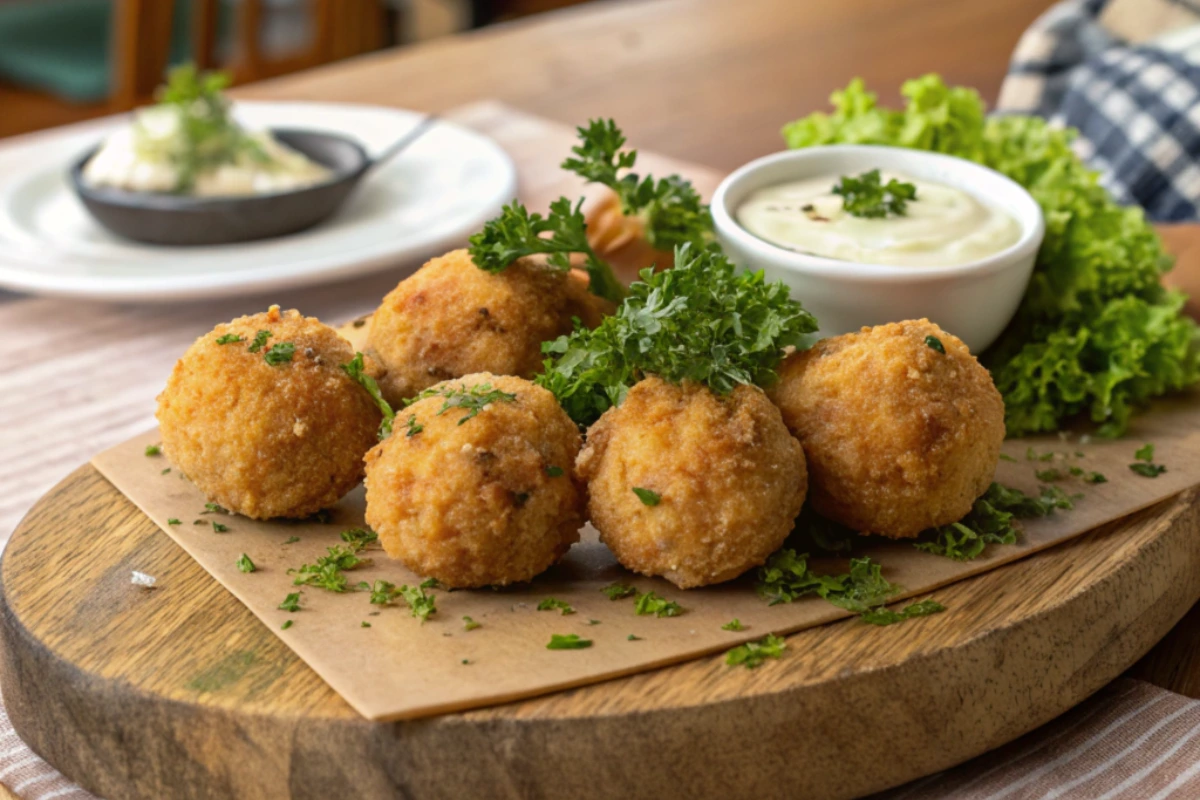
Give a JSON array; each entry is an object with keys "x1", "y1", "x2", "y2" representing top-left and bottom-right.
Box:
[
  {"x1": 1035, "y1": 468, "x2": 1064, "y2": 482},
  {"x1": 284, "y1": 536, "x2": 300, "y2": 544},
  {"x1": 193, "y1": 519, "x2": 204, "y2": 525},
  {"x1": 468, "y1": 198, "x2": 625, "y2": 304},
  {"x1": 538, "y1": 243, "x2": 817, "y2": 426},
  {"x1": 263, "y1": 342, "x2": 295, "y2": 366},
  {"x1": 340, "y1": 527, "x2": 378, "y2": 550},
  {"x1": 405, "y1": 414, "x2": 423, "y2": 437},
  {"x1": 359, "y1": 580, "x2": 399, "y2": 605},
  {"x1": 627, "y1": 634, "x2": 641, "y2": 641},
  {"x1": 279, "y1": 592, "x2": 301, "y2": 612},
  {"x1": 341, "y1": 352, "x2": 396, "y2": 438},
  {"x1": 215, "y1": 333, "x2": 243, "y2": 345},
  {"x1": 361, "y1": 621, "x2": 371, "y2": 628},
  {"x1": 144, "y1": 444, "x2": 161, "y2": 456},
  {"x1": 721, "y1": 619, "x2": 745, "y2": 631},
  {"x1": 281, "y1": 620, "x2": 294, "y2": 630},
  {"x1": 601, "y1": 582, "x2": 637, "y2": 600},
  {"x1": 420, "y1": 577, "x2": 440, "y2": 589},
  {"x1": 924, "y1": 335, "x2": 945, "y2": 354},
  {"x1": 398, "y1": 584, "x2": 437, "y2": 622},
  {"x1": 832, "y1": 169, "x2": 916, "y2": 218},
  {"x1": 999, "y1": 453, "x2": 1018, "y2": 463},
  {"x1": 1130, "y1": 443, "x2": 1167, "y2": 477},
  {"x1": 291, "y1": 545, "x2": 369, "y2": 592},
  {"x1": 546, "y1": 633, "x2": 592, "y2": 650},
  {"x1": 537, "y1": 598, "x2": 575, "y2": 615},
  {"x1": 914, "y1": 482, "x2": 1073, "y2": 561},
  {"x1": 212, "y1": 521, "x2": 229, "y2": 533},
  {"x1": 545, "y1": 465, "x2": 565, "y2": 478},
  {"x1": 725, "y1": 634, "x2": 786, "y2": 669},
  {"x1": 632, "y1": 487, "x2": 661, "y2": 506},
  {"x1": 167, "y1": 518, "x2": 181, "y2": 526},
  {"x1": 757, "y1": 552, "x2": 899, "y2": 613},
  {"x1": 634, "y1": 591, "x2": 683, "y2": 617},
  {"x1": 1084, "y1": 471, "x2": 1108, "y2": 484},
  {"x1": 161, "y1": 468, "x2": 171, "y2": 475},
  {"x1": 203, "y1": 502, "x2": 227, "y2": 514},
  {"x1": 247, "y1": 330, "x2": 271, "y2": 353},
  {"x1": 463, "y1": 615, "x2": 481, "y2": 631},
  {"x1": 562, "y1": 118, "x2": 713, "y2": 251},
  {"x1": 859, "y1": 599, "x2": 946, "y2": 626},
  {"x1": 587, "y1": 619, "x2": 601, "y2": 625},
  {"x1": 235, "y1": 554, "x2": 255, "y2": 573},
  {"x1": 410, "y1": 382, "x2": 518, "y2": 425}
]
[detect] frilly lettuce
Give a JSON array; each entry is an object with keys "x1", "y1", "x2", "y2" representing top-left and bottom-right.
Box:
[{"x1": 782, "y1": 74, "x2": 1200, "y2": 437}]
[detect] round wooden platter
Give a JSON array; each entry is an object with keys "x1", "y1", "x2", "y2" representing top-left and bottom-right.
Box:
[{"x1": 2, "y1": 469, "x2": 1199, "y2": 800}]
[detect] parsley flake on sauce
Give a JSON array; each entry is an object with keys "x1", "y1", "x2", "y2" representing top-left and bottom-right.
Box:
[{"x1": 832, "y1": 169, "x2": 916, "y2": 218}]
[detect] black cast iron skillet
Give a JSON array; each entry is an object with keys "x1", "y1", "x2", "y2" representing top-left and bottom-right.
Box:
[{"x1": 68, "y1": 117, "x2": 436, "y2": 247}]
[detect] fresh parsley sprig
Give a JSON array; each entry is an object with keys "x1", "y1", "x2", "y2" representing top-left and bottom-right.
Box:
[
  {"x1": 537, "y1": 243, "x2": 818, "y2": 426},
  {"x1": 468, "y1": 198, "x2": 625, "y2": 303},
  {"x1": 832, "y1": 169, "x2": 916, "y2": 218},
  {"x1": 562, "y1": 118, "x2": 713, "y2": 251}
]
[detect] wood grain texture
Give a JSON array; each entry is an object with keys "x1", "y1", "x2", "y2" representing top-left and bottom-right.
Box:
[{"x1": 2, "y1": 463, "x2": 1198, "y2": 800}]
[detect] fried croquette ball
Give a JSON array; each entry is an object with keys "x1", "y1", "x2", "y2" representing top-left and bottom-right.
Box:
[
  {"x1": 366, "y1": 249, "x2": 612, "y2": 407},
  {"x1": 576, "y1": 378, "x2": 807, "y2": 589},
  {"x1": 586, "y1": 189, "x2": 674, "y2": 282},
  {"x1": 156, "y1": 305, "x2": 382, "y2": 519},
  {"x1": 769, "y1": 319, "x2": 1005, "y2": 539},
  {"x1": 363, "y1": 373, "x2": 584, "y2": 588}
]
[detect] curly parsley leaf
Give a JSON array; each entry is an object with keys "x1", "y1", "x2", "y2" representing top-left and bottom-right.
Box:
[
  {"x1": 468, "y1": 198, "x2": 625, "y2": 303},
  {"x1": 726, "y1": 634, "x2": 786, "y2": 669},
  {"x1": 563, "y1": 118, "x2": 713, "y2": 251},
  {"x1": 263, "y1": 342, "x2": 295, "y2": 366},
  {"x1": 914, "y1": 482, "x2": 1073, "y2": 561},
  {"x1": 398, "y1": 584, "x2": 437, "y2": 622},
  {"x1": 290, "y1": 545, "x2": 369, "y2": 592},
  {"x1": 832, "y1": 169, "x2": 916, "y2": 218},
  {"x1": 341, "y1": 352, "x2": 395, "y2": 438},
  {"x1": 757, "y1": 552, "x2": 899, "y2": 615},
  {"x1": 278, "y1": 592, "x2": 301, "y2": 612},
  {"x1": 538, "y1": 243, "x2": 818, "y2": 426},
  {"x1": 235, "y1": 553, "x2": 256, "y2": 573}
]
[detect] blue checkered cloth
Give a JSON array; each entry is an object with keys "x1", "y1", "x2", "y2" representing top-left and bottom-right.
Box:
[{"x1": 998, "y1": 0, "x2": 1200, "y2": 221}]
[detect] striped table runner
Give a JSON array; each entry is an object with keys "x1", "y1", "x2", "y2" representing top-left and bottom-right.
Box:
[{"x1": 1, "y1": 103, "x2": 1198, "y2": 799}]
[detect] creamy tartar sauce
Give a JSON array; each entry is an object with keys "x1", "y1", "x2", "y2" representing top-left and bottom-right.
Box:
[
  {"x1": 736, "y1": 172, "x2": 1021, "y2": 267},
  {"x1": 83, "y1": 106, "x2": 331, "y2": 197}
]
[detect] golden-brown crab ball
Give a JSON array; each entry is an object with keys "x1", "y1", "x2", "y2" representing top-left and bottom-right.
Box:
[
  {"x1": 366, "y1": 249, "x2": 612, "y2": 408},
  {"x1": 576, "y1": 377, "x2": 808, "y2": 589},
  {"x1": 156, "y1": 305, "x2": 382, "y2": 519},
  {"x1": 769, "y1": 319, "x2": 1005, "y2": 539},
  {"x1": 364, "y1": 373, "x2": 584, "y2": 588}
]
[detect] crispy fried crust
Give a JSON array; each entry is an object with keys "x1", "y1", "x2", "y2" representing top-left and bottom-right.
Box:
[
  {"x1": 363, "y1": 373, "x2": 584, "y2": 588},
  {"x1": 156, "y1": 306, "x2": 382, "y2": 519},
  {"x1": 576, "y1": 378, "x2": 807, "y2": 589},
  {"x1": 366, "y1": 249, "x2": 611, "y2": 407},
  {"x1": 769, "y1": 319, "x2": 1005, "y2": 538}
]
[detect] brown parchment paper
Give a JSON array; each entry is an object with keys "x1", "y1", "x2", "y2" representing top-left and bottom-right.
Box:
[{"x1": 91, "y1": 390, "x2": 1200, "y2": 722}]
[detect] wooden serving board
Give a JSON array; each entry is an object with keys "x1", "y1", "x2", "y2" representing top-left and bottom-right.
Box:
[{"x1": 3, "y1": 103, "x2": 1200, "y2": 800}]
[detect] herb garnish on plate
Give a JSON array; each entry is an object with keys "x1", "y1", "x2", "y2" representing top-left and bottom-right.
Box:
[{"x1": 832, "y1": 169, "x2": 917, "y2": 218}]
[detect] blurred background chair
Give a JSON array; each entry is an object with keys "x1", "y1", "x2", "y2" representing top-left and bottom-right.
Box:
[{"x1": 0, "y1": 0, "x2": 593, "y2": 139}]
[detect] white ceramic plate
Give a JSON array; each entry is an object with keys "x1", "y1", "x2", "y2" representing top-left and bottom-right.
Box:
[{"x1": 0, "y1": 102, "x2": 518, "y2": 302}]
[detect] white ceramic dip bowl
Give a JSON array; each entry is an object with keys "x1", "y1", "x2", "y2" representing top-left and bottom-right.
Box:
[{"x1": 711, "y1": 145, "x2": 1045, "y2": 353}]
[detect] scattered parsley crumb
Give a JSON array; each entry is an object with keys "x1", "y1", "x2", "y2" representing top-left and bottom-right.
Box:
[
  {"x1": 235, "y1": 553, "x2": 255, "y2": 573},
  {"x1": 161, "y1": 467, "x2": 171, "y2": 475},
  {"x1": 627, "y1": 634, "x2": 641, "y2": 641},
  {"x1": 587, "y1": 619, "x2": 601, "y2": 625},
  {"x1": 1130, "y1": 443, "x2": 1167, "y2": 477},
  {"x1": 726, "y1": 634, "x2": 786, "y2": 669},
  {"x1": 284, "y1": 536, "x2": 300, "y2": 544},
  {"x1": 215, "y1": 333, "x2": 243, "y2": 345},
  {"x1": 632, "y1": 487, "x2": 661, "y2": 506},
  {"x1": 409, "y1": 381, "x2": 517, "y2": 425},
  {"x1": 263, "y1": 342, "x2": 295, "y2": 366},
  {"x1": 144, "y1": 444, "x2": 161, "y2": 456},
  {"x1": 999, "y1": 453, "x2": 1018, "y2": 462},
  {"x1": 248, "y1": 329, "x2": 271, "y2": 353},
  {"x1": 859, "y1": 599, "x2": 946, "y2": 626},
  {"x1": 281, "y1": 620, "x2": 294, "y2": 630},
  {"x1": 547, "y1": 633, "x2": 592, "y2": 650},
  {"x1": 212, "y1": 521, "x2": 229, "y2": 533},
  {"x1": 602, "y1": 582, "x2": 637, "y2": 600},
  {"x1": 545, "y1": 465, "x2": 565, "y2": 477},
  {"x1": 924, "y1": 335, "x2": 945, "y2": 353},
  {"x1": 361, "y1": 621, "x2": 371, "y2": 628},
  {"x1": 537, "y1": 598, "x2": 575, "y2": 615},
  {"x1": 461, "y1": 659, "x2": 471, "y2": 665},
  {"x1": 420, "y1": 577, "x2": 440, "y2": 589},
  {"x1": 405, "y1": 414, "x2": 424, "y2": 437},
  {"x1": 279, "y1": 592, "x2": 301, "y2": 612},
  {"x1": 340, "y1": 527, "x2": 378, "y2": 550},
  {"x1": 167, "y1": 518, "x2": 181, "y2": 526},
  {"x1": 203, "y1": 502, "x2": 227, "y2": 514},
  {"x1": 463, "y1": 615, "x2": 481, "y2": 631},
  {"x1": 634, "y1": 591, "x2": 683, "y2": 617},
  {"x1": 721, "y1": 619, "x2": 745, "y2": 631}
]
